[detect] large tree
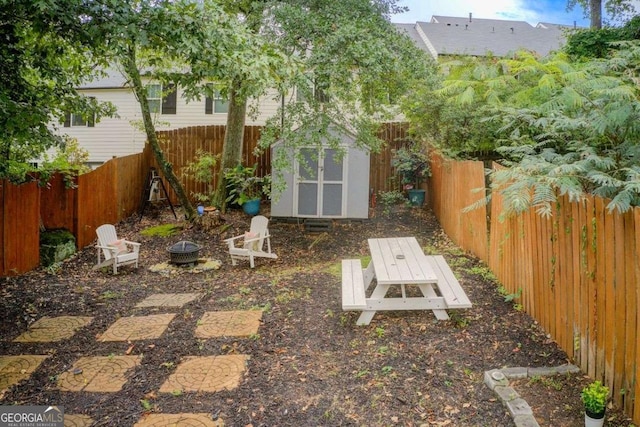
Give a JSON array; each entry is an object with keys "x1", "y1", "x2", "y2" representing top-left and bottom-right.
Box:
[
  {"x1": 210, "y1": 0, "x2": 436, "y2": 206},
  {"x1": 89, "y1": 0, "x2": 433, "y2": 215},
  {"x1": 96, "y1": 0, "x2": 290, "y2": 219},
  {"x1": 567, "y1": 0, "x2": 636, "y2": 28},
  {"x1": 0, "y1": 0, "x2": 116, "y2": 182}
]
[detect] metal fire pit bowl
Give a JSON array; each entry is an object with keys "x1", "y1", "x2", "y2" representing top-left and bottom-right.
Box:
[{"x1": 167, "y1": 240, "x2": 202, "y2": 265}]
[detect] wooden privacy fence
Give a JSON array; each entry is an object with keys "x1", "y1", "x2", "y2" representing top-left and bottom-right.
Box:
[
  {"x1": 488, "y1": 190, "x2": 640, "y2": 422},
  {"x1": 1, "y1": 122, "x2": 410, "y2": 276},
  {"x1": 148, "y1": 122, "x2": 411, "y2": 205},
  {"x1": 371, "y1": 122, "x2": 412, "y2": 193},
  {"x1": 0, "y1": 152, "x2": 149, "y2": 276},
  {"x1": 147, "y1": 125, "x2": 267, "y2": 205},
  {"x1": 428, "y1": 157, "x2": 640, "y2": 424},
  {"x1": 0, "y1": 180, "x2": 41, "y2": 276},
  {"x1": 428, "y1": 153, "x2": 488, "y2": 261}
]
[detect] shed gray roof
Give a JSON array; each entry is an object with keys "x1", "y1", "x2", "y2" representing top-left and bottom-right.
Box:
[{"x1": 396, "y1": 15, "x2": 571, "y2": 59}]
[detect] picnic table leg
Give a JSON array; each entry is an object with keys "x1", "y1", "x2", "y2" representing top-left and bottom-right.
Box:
[
  {"x1": 356, "y1": 283, "x2": 390, "y2": 326},
  {"x1": 418, "y1": 283, "x2": 450, "y2": 320},
  {"x1": 363, "y1": 261, "x2": 375, "y2": 290}
]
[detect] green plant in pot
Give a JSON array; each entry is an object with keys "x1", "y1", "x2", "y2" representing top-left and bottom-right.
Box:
[
  {"x1": 391, "y1": 143, "x2": 431, "y2": 206},
  {"x1": 581, "y1": 380, "x2": 609, "y2": 426},
  {"x1": 224, "y1": 164, "x2": 271, "y2": 215}
]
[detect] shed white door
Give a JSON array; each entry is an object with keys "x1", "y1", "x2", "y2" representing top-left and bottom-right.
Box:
[{"x1": 295, "y1": 147, "x2": 345, "y2": 217}]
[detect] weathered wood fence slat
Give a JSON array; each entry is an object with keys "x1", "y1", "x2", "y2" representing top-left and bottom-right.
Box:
[{"x1": 428, "y1": 157, "x2": 640, "y2": 424}]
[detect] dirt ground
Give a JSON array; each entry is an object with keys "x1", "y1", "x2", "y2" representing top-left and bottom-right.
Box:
[{"x1": 0, "y1": 203, "x2": 635, "y2": 426}]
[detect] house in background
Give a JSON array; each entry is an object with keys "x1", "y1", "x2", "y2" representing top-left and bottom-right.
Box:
[
  {"x1": 56, "y1": 68, "x2": 282, "y2": 167},
  {"x1": 394, "y1": 14, "x2": 572, "y2": 59},
  {"x1": 55, "y1": 15, "x2": 573, "y2": 168}
]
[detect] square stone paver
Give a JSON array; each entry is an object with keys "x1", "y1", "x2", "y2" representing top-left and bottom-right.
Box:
[
  {"x1": 134, "y1": 413, "x2": 224, "y2": 426},
  {"x1": 0, "y1": 355, "x2": 48, "y2": 391},
  {"x1": 135, "y1": 293, "x2": 201, "y2": 308},
  {"x1": 63, "y1": 414, "x2": 94, "y2": 427},
  {"x1": 195, "y1": 311, "x2": 262, "y2": 338},
  {"x1": 159, "y1": 355, "x2": 248, "y2": 393},
  {"x1": 13, "y1": 316, "x2": 93, "y2": 343},
  {"x1": 99, "y1": 314, "x2": 176, "y2": 341},
  {"x1": 57, "y1": 356, "x2": 141, "y2": 392}
]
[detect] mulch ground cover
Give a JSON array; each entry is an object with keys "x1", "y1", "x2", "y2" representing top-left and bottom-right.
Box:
[{"x1": 0, "y1": 203, "x2": 634, "y2": 426}]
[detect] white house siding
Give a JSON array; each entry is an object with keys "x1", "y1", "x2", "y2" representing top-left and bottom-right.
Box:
[
  {"x1": 55, "y1": 88, "x2": 140, "y2": 165},
  {"x1": 55, "y1": 85, "x2": 282, "y2": 165}
]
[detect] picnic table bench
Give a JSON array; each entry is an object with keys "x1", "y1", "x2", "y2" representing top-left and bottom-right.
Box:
[{"x1": 340, "y1": 237, "x2": 472, "y2": 325}]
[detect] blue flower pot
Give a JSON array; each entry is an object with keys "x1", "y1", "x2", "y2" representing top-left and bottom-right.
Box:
[
  {"x1": 407, "y1": 189, "x2": 426, "y2": 206},
  {"x1": 242, "y1": 198, "x2": 261, "y2": 216}
]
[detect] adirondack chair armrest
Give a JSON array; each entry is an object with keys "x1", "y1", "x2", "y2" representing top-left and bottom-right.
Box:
[
  {"x1": 224, "y1": 233, "x2": 266, "y2": 245},
  {"x1": 97, "y1": 241, "x2": 140, "y2": 257},
  {"x1": 243, "y1": 235, "x2": 264, "y2": 245},
  {"x1": 96, "y1": 244, "x2": 118, "y2": 265},
  {"x1": 97, "y1": 244, "x2": 118, "y2": 255},
  {"x1": 224, "y1": 235, "x2": 248, "y2": 251},
  {"x1": 124, "y1": 240, "x2": 141, "y2": 253},
  {"x1": 224, "y1": 234, "x2": 244, "y2": 245}
]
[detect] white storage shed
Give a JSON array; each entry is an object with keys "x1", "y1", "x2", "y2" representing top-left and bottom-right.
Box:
[{"x1": 270, "y1": 127, "x2": 370, "y2": 219}]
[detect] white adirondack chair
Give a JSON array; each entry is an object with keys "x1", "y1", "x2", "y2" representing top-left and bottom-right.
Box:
[
  {"x1": 224, "y1": 215, "x2": 278, "y2": 268},
  {"x1": 94, "y1": 224, "x2": 141, "y2": 274}
]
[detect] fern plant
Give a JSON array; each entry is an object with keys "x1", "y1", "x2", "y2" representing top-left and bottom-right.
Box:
[{"x1": 446, "y1": 43, "x2": 640, "y2": 215}]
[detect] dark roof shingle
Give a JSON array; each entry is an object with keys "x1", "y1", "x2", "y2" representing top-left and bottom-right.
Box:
[{"x1": 396, "y1": 15, "x2": 570, "y2": 58}]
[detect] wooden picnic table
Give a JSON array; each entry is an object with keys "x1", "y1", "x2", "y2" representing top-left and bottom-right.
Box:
[{"x1": 341, "y1": 237, "x2": 472, "y2": 325}]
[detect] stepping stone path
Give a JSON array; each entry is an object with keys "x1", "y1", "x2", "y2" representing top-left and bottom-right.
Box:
[
  {"x1": 195, "y1": 310, "x2": 263, "y2": 338},
  {"x1": 98, "y1": 313, "x2": 176, "y2": 341},
  {"x1": 62, "y1": 414, "x2": 94, "y2": 427},
  {"x1": 0, "y1": 355, "x2": 48, "y2": 391},
  {"x1": 159, "y1": 355, "x2": 249, "y2": 393},
  {"x1": 1, "y1": 293, "x2": 261, "y2": 426},
  {"x1": 136, "y1": 293, "x2": 201, "y2": 308},
  {"x1": 57, "y1": 356, "x2": 142, "y2": 392},
  {"x1": 134, "y1": 413, "x2": 224, "y2": 427},
  {"x1": 13, "y1": 316, "x2": 93, "y2": 343}
]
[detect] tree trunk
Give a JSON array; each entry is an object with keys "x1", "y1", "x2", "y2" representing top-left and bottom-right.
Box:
[
  {"x1": 121, "y1": 46, "x2": 196, "y2": 220},
  {"x1": 590, "y1": 0, "x2": 602, "y2": 29},
  {"x1": 214, "y1": 77, "x2": 247, "y2": 211}
]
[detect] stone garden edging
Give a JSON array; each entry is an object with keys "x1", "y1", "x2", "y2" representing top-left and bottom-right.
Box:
[{"x1": 484, "y1": 364, "x2": 581, "y2": 427}]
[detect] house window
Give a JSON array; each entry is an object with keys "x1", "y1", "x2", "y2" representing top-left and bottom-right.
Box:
[
  {"x1": 205, "y1": 84, "x2": 229, "y2": 114},
  {"x1": 63, "y1": 97, "x2": 96, "y2": 127},
  {"x1": 147, "y1": 83, "x2": 177, "y2": 114},
  {"x1": 71, "y1": 114, "x2": 87, "y2": 126},
  {"x1": 147, "y1": 84, "x2": 162, "y2": 113}
]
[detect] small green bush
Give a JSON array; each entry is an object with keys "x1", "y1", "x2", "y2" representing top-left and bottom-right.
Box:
[
  {"x1": 581, "y1": 380, "x2": 609, "y2": 415},
  {"x1": 40, "y1": 229, "x2": 76, "y2": 267}
]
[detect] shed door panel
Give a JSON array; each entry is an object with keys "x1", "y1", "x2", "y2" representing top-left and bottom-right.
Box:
[
  {"x1": 321, "y1": 149, "x2": 343, "y2": 216},
  {"x1": 297, "y1": 183, "x2": 318, "y2": 216},
  {"x1": 296, "y1": 147, "x2": 344, "y2": 218}
]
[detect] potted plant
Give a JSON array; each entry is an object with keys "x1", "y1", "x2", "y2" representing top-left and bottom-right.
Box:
[
  {"x1": 224, "y1": 164, "x2": 270, "y2": 216},
  {"x1": 581, "y1": 380, "x2": 609, "y2": 427},
  {"x1": 391, "y1": 143, "x2": 431, "y2": 207}
]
